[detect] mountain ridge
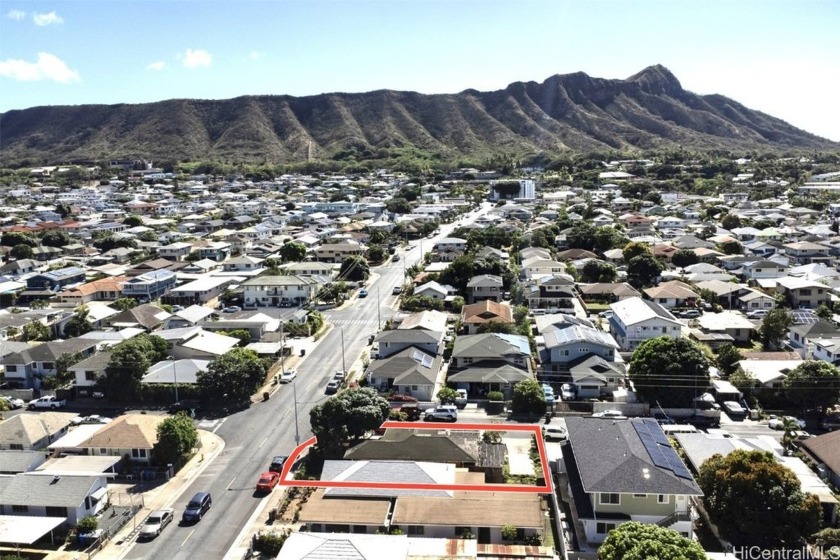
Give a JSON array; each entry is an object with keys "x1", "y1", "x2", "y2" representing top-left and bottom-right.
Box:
[{"x1": 1, "y1": 65, "x2": 837, "y2": 165}]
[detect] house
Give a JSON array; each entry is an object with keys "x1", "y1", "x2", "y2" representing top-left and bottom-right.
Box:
[
  {"x1": 343, "y1": 429, "x2": 478, "y2": 468},
  {"x1": 59, "y1": 276, "x2": 127, "y2": 304},
  {"x1": 162, "y1": 276, "x2": 232, "y2": 306},
  {"x1": 0, "y1": 450, "x2": 46, "y2": 474},
  {"x1": 524, "y1": 275, "x2": 576, "y2": 311},
  {"x1": 76, "y1": 413, "x2": 165, "y2": 464},
  {"x1": 241, "y1": 275, "x2": 324, "y2": 308},
  {"x1": 168, "y1": 305, "x2": 215, "y2": 328},
  {"x1": 105, "y1": 303, "x2": 171, "y2": 331},
  {"x1": 120, "y1": 269, "x2": 177, "y2": 301},
  {"x1": 693, "y1": 280, "x2": 748, "y2": 309},
  {"x1": 562, "y1": 417, "x2": 702, "y2": 544},
  {"x1": 521, "y1": 257, "x2": 568, "y2": 279},
  {"x1": 0, "y1": 412, "x2": 77, "y2": 450},
  {"x1": 69, "y1": 351, "x2": 113, "y2": 389},
  {"x1": 460, "y1": 301, "x2": 514, "y2": 335},
  {"x1": 281, "y1": 261, "x2": 336, "y2": 278},
  {"x1": 0, "y1": 259, "x2": 39, "y2": 276},
  {"x1": 739, "y1": 289, "x2": 777, "y2": 311},
  {"x1": 143, "y1": 358, "x2": 211, "y2": 385},
  {"x1": 576, "y1": 282, "x2": 641, "y2": 303},
  {"x1": 800, "y1": 431, "x2": 840, "y2": 489},
  {"x1": 125, "y1": 257, "x2": 186, "y2": 277},
  {"x1": 413, "y1": 281, "x2": 451, "y2": 301},
  {"x1": 466, "y1": 275, "x2": 503, "y2": 304},
  {"x1": 448, "y1": 334, "x2": 533, "y2": 398},
  {"x1": 775, "y1": 276, "x2": 829, "y2": 309},
  {"x1": 157, "y1": 241, "x2": 193, "y2": 261},
  {"x1": 642, "y1": 280, "x2": 699, "y2": 309},
  {"x1": 26, "y1": 267, "x2": 86, "y2": 291},
  {"x1": 366, "y1": 347, "x2": 442, "y2": 401},
  {"x1": 742, "y1": 260, "x2": 789, "y2": 280},
  {"x1": 222, "y1": 255, "x2": 264, "y2": 272},
  {"x1": 0, "y1": 473, "x2": 109, "y2": 526},
  {"x1": 736, "y1": 360, "x2": 801, "y2": 389},
  {"x1": 608, "y1": 297, "x2": 682, "y2": 351},
  {"x1": 783, "y1": 241, "x2": 831, "y2": 265},
  {"x1": 432, "y1": 237, "x2": 467, "y2": 253},
  {"x1": 313, "y1": 241, "x2": 366, "y2": 263},
  {"x1": 789, "y1": 320, "x2": 840, "y2": 357},
  {"x1": 197, "y1": 241, "x2": 231, "y2": 262},
  {"x1": 1, "y1": 338, "x2": 99, "y2": 388},
  {"x1": 539, "y1": 322, "x2": 619, "y2": 377},
  {"x1": 568, "y1": 355, "x2": 626, "y2": 399},
  {"x1": 694, "y1": 311, "x2": 756, "y2": 344}
]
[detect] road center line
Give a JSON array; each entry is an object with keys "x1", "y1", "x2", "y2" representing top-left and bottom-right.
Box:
[
  {"x1": 226, "y1": 476, "x2": 236, "y2": 490},
  {"x1": 258, "y1": 436, "x2": 268, "y2": 449},
  {"x1": 182, "y1": 529, "x2": 195, "y2": 546},
  {"x1": 212, "y1": 418, "x2": 226, "y2": 434}
]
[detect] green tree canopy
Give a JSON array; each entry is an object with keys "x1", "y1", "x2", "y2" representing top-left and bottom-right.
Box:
[
  {"x1": 697, "y1": 449, "x2": 821, "y2": 548},
  {"x1": 437, "y1": 387, "x2": 458, "y2": 404},
  {"x1": 197, "y1": 348, "x2": 266, "y2": 404},
  {"x1": 629, "y1": 337, "x2": 710, "y2": 407},
  {"x1": 385, "y1": 197, "x2": 412, "y2": 214},
  {"x1": 122, "y1": 215, "x2": 144, "y2": 227},
  {"x1": 721, "y1": 213, "x2": 741, "y2": 230},
  {"x1": 10, "y1": 244, "x2": 34, "y2": 260},
  {"x1": 63, "y1": 305, "x2": 93, "y2": 338},
  {"x1": 40, "y1": 230, "x2": 71, "y2": 247},
  {"x1": 626, "y1": 253, "x2": 663, "y2": 288},
  {"x1": 597, "y1": 522, "x2": 705, "y2": 560},
  {"x1": 1, "y1": 231, "x2": 37, "y2": 247},
  {"x1": 102, "y1": 338, "x2": 153, "y2": 400},
  {"x1": 718, "y1": 240, "x2": 744, "y2": 255},
  {"x1": 580, "y1": 260, "x2": 618, "y2": 283},
  {"x1": 22, "y1": 320, "x2": 51, "y2": 342},
  {"x1": 111, "y1": 297, "x2": 138, "y2": 311},
  {"x1": 153, "y1": 414, "x2": 198, "y2": 466},
  {"x1": 366, "y1": 244, "x2": 386, "y2": 263},
  {"x1": 671, "y1": 249, "x2": 699, "y2": 268},
  {"x1": 715, "y1": 342, "x2": 744, "y2": 376},
  {"x1": 279, "y1": 241, "x2": 307, "y2": 263},
  {"x1": 511, "y1": 379, "x2": 546, "y2": 417},
  {"x1": 622, "y1": 241, "x2": 650, "y2": 264},
  {"x1": 782, "y1": 360, "x2": 840, "y2": 412},
  {"x1": 310, "y1": 387, "x2": 390, "y2": 458},
  {"x1": 339, "y1": 256, "x2": 370, "y2": 282},
  {"x1": 759, "y1": 308, "x2": 793, "y2": 350}
]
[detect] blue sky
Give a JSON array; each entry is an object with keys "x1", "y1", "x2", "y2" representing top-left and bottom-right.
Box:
[{"x1": 1, "y1": 0, "x2": 839, "y2": 141}]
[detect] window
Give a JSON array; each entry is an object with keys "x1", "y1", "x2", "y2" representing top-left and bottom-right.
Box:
[
  {"x1": 633, "y1": 494, "x2": 647, "y2": 498},
  {"x1": 658, "y1": 495, "x2": 669, "y2": 504},
  {"x1": 131, "y1": 449, "x2": 147, "y2": 459},
  {"x1": 455, "y1": 527, "x2": 472, "y2": 537},
  {"x1": 46, "y1": 506, "x2": 66, "y2": 517},
  {"x1": 600, "y1": 493, "x2": 620, "y2": 505},
  {"x1": 408, "y1": 526, "x2": 425, "y2": 535},
  {"x1": 12, "y1": 505, "x2": 28, "y2": 513},
  {"x1": 85, "y1": 371, "x2": 97, "y2": 381},
  {"x1": 99, "y1": 448, "x2": 107, "y2": 455},
  {"x1": 597, "y1": 522, "x2": 617, "y2": 534},
  {"x1": 10, "y1": 444, "x2": 23, "y2": 451},
  {"x1": 42, "y1": 362, "x2": 54, "y2": 370},
  {"x1": 5, "y1": 365, "x2": 16, "y2": 373}
]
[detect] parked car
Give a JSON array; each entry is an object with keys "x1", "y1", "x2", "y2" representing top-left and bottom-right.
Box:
[
  {"x1": 358, "y1": 289, "x2": 368, "y2": 298},
  {"x1": 399, "y1": 403, "x2": 422, "y2": 421},
  {"x1": 542, "y1": 384, "x2": 555, "y2": 405},
  {"x1": 1, "y1": 395, "x2": 24, "y2": 409},
  {"x1": 182, "y1": 492, "x2": 212, "y2": 523},
  {"x1": 325, "y1": 380, "x2": 341, "y2": 395},
  {"x1": 454, "y1": 389, "x2": 468, "y2": 408},
  {"x1": 679, "y1": 309, "x2": 702, "y2": 319},
  {"x1": 269, "y1": 455, "x2": 288, "y2": 473},
  {"x1": 256, "y1": 471, "x2": 281, "y2": 493},
  {"x1": 592, "y1": 410, "x2": 627, "y2": 419},
  {"x1": 543, "y1": 425, "x2": 568, "y2": 441},
  {"x1": 820, "y1": 414, "x2": 840, "y2": 431},
  {"x1": 222, "y1": 306, "x2": 242, "y2": 313},
  {"x1": 560, "y1": 384, "x2": 576, "y2": 401},
  {"x1": 392, "y1": 286, "x2": 403, "y2": 295},
  {"x1": 279, "y1": 370, "x2": 297, "y2": 383},
  {"x1": 768, "y1": 416, "x2": 806, "y2": 430},
  {"x1": 27, "y1": 396, "x2": 66, "y2": 409},
  {"x1": 70, "y1": 415, "x2": 113, "y2": 426},
  {"x1": 333, "y1": 370, "x2": 345, "y2": 381},
  {"x1": 598, "y1": 310, "x2": 613, "y2": 319},
  {"x1": 746, "y1": 309, "x2": 769, "y2": 319},
  {"x1": 424, "y1": 406, "x2": 458, "y2": 422},
  {"x1": 169, "y1": 399, "x2": 200, "y2": 414},
  {"x1": 722, "y1": 401, "x2": 747, "y2": 417},
  {"x1": 139, "y1": 509, "x2": 174, "y2": 539},
  {"x1": 392, "y1": 254, "x2": 400, "y2": 262}
]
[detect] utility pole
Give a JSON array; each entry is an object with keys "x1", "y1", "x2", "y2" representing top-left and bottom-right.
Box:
[
  {"x1": 377, "y1": 285, "x2": 381, "y2": 329},
  {"x1": 168, "y1": 356, "x2": 179, "y2": 404},
  {"x1": 279, "y1": 321, "x2": 285, "y2": 377},
  {"x1": 341, "y1": 327, "x2": 346, "y2": 374},
  {"x1": 293, "y1": 382, "x2": 300, "y2": 446}
]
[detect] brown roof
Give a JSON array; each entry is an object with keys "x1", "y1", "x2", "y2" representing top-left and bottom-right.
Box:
[
  {"x1": 298, "y1": 489, "x2": 392, "y2": 525},
  {"x1": 800, "y1": 431, "x2": 840, "y2": 476},
  {"x1": 476, "y1": 543, "x2": 557, "y2": 559},
  {"x1": 77, "y1": 414, "x2": 164, "y2": 450},
  {"x1": 0, "y1": 412, "x2": 77, "y2": 447},
  {"x1": 462, "y1": 301, "x2": 514, "y2": 324},
  {"x1": 392, "y1": 491, "x2": 543, "y2": 528},
  {"x1": 62, "y1": 276, "x2": 128, "y2": 297}
]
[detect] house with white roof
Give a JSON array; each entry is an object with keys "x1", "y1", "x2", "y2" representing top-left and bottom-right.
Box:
[{"x1": 608, "y1": 297, "x2": 682, "y2": 351}]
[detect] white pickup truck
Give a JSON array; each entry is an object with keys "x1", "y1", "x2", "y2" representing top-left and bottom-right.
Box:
[{"x1": 28, "y1": 396, "x2": 67, "y2": 409}]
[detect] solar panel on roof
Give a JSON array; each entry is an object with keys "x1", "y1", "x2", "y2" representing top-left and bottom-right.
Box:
[{"x1": 634, "y1": 420, "x2": 694, "y2": 479}]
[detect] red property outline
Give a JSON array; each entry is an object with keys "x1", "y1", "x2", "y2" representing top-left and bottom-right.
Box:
[{"x1": 279, "y1": 421, "x2": 552, "y2": 494}]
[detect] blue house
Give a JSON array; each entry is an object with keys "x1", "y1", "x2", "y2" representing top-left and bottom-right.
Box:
[
  {"x1": 120, "y1": 269, "x2": 177, "y2": 302},
  {"x1": 26, "y1": 267, "x2": 86, "y2": 291}
]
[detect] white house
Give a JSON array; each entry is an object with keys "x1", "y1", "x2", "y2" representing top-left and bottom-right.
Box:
[{"x1": 608, "y1": 297, "x2": 682, "y2": 351}]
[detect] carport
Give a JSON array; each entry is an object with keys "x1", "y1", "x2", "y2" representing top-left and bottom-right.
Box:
[{"x1": 0, "y1": 514, "x2": 66, "y2": 546}]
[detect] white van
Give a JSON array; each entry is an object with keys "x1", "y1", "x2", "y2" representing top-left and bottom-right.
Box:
[{"x1": 661, "y1": 424, "x2": 699, "y2": 435}]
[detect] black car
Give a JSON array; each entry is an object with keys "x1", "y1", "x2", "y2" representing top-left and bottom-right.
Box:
[
  {"x1": 169, "y1": 399, "x2": 200, "y2": 414},
  {"x1": 269, "y1": 455, "x2": 288, "y2": 473},
  {"x1": 182, "y1": 492, "x2": 212, "y2": 523}
]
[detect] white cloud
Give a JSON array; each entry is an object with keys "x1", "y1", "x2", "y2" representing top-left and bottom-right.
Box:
[
  {"x1": 7, "y1": 9, "x2": 26, "y2": 20},
  {"x1": 181, "y1": 49, "x2": 212, "y2": 68},
  {"x1": 146, "y1": 61, "x2": 167, "y2": 71},
  {"x1": 246, "y1": 51, "x2": 266, "y2": 61},
  {"x1": 33, "y1": 11, "x2": 63, "y2": 26},
  {"x1": 0, "y1": 52, "x2": 80, "y2": 83}
]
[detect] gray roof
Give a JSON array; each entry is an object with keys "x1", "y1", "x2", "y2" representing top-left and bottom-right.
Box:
[
  {"x1": 367, "y1": 347, "x2": 441, "y2": 386},
  {"x1": 241, "y1": 275, "x2": 323, "y2": 287},
  {"x1": 344, "y1": 430, "x2": 477, "y2": 464},
  {"x1": 0, "y1": 450, "x2": 44, "y2": 474},
  {"x1": 451, "y1": 333, "x2": 531, "y2": 359},
  {"x1": 466, "y1": 274, "x2": 503, "y2": 288},
  {"x1": 565, "y1": 417, "x2": 702, "y2": 496},
  {"x1": 375, "y1": 329, "x2": 439, "y2": 345},
  {"x1": 2, "y1": 338, "x2": 99, "y2": 366},
  {"x1": 447, "y1": 360, "x2": 532, "y2": 384},
  {"x1": 543, "y1": 324, "x2": 619, "y2": 350},
  {"x1": 569, "y1": 355, "x2": 624, "y2": 383},
  {"x1": 108, "y1": 304, "x2": 171, "y2": 330},
  {"x1": 0, "y1": 473, "x2": 103, "y2": 507},
  {"x1": 320, "y1": 460, "x2": 452, "y2": 498},
  {"x1": 69, "y1": 351, "x2": 113, "y2": 371}
]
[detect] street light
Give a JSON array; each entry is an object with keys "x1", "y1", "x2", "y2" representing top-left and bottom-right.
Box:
[{"x1": 167, "y1": 356, "x2": 179, "y2": 404}]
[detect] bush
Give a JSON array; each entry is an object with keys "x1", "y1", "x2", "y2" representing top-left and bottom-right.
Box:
[
  {"x1": 254, "y1": 531, "x2": 289, "y2": 556},
  {"x1": 388, "y1": 409, "x2": 408, "y2": 421},
  {"x1": 487, "y1": 391, "x2": 504, "y2": 401},
  {"x1": 77, "y1": 515, "x2": 98, "y2": 533},
  {"x1": 387, "y1": 393, "x2": 418, "y2": 403}
]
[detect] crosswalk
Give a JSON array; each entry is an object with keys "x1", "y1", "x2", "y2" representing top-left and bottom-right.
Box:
[{"x1": 330, "y1": 318, "x2": 380, "y2": 326}]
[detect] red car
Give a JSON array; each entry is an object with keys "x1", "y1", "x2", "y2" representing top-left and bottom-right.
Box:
[{"x1": 256, "y1": 471, "x2": 280, "y2": 493}]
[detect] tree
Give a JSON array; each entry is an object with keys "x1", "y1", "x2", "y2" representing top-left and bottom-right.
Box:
[
  {"x1": 718, "y1": 240, "x2": 744, "y2": 255},
  {"x1": 279, "y1": 241, "x2": 306, "y2": 263},
  {"x1": 816, "y1": 303, "x2": 833, "y2": 320},
  {"x1": 629, "y1": 337, "x2": 710, "y2": 408},
  {"x1": 626, "y1": 253, "x2": 663, "y2": 288},
  {"x1": 759, "y1": 308, "x2": 793, "y2": 350},
  {"x1": 566, "y1": 223, "x2": 596, "y2": 251},
  {"x1": 221, "y1": 329, "x2": 252, "y2": 346},
  {"x1": 715, "y1": 342, "x2": 743, "y2": 376},
  {"x1": 671, "y1": 249, "x2": 699, "y2": 268},
  {"x1": 197, "y1": 348, "x2": 266, "y2": 404},
  {"x1": 63, "y1": 305, "x2": 93, "y2": 337},
  {"x1": 598, "y1": 522, "x2": 705, "y2": 560},
  {"x1": 721, "y1": 213, "x2": 741, "y2": 230},
  {"x1": 0, "y1": 231, "x2": 37, "y2": 247},
  {"x1": 22, "y1": 320, "x2": 50, "y2": 341},
  {"x1": 437, "y1": 387, "x2": 458, "y2": 404},
  {"x1": 385, "y1": 197, "x2": 412, "y2": 214},
  {"x1": 593, "y1": 226, "x2": 627, "y2": 253},
  {"x1": 580, "y1": 260, "x2": 618, "y2": 283},
  {"x1": 366, "y1": 244, "x2": 386, "y2": 263},
  {"x1": 153, "y1": 414, "x2": 199, "y2": 466},
  {"x1": 622, "y1": 242, "x2": 650, "y2": 264},
  {"x1": 511, "y1": 380, "x2": 546, "y2": 417},
  {"x1": 112, "y1": 297, "x2": 138, "y2": 311},
  {"x1": 310, "y1": 387, "x2": 390, "y2": 458},
  {"x1": 123, "y1": 215, "x2": 144, "y2": 227},
  {"x1": 697, "y1": 450, "x2": 821, "y2": 548},
  {"x1": 102, "y1": 339, "x2": 152, "y2": 401},
  {"x1": 339, "y1": 256, "x2": 370, "y2": 282},
  {"x1": 782, "y1": 360, "x2": 840, "y2": 413},
  {"x1": 10, "y1": 243, "x2": 33, "y2": 260},
  {"x1": 41, "y1": 230, "x2": 71, "y2": 247}
]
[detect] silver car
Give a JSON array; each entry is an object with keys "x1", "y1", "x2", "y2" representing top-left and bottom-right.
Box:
[{"x1": 139, "y1": 509, "x2": 173, "y2": 539}]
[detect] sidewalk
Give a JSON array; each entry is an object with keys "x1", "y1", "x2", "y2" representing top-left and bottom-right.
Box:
[{"x1": 56, "y1": 430, "x2": 226, "y2": 560}]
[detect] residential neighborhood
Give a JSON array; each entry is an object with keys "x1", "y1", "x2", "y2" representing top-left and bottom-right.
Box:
[{"x1": 2, "y1": 154, "x2": 840, "y2": 559}]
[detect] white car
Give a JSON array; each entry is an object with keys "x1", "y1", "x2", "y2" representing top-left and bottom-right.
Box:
[
  {"x1": 722, "y1": 401, "x2": 747, "y2": 417},
  {"x1": 279, "y1": 369, "x2": 297, "y2": 383},
  {"x1": 2, "y1": 396, "x2": 25, "y2": 409},
  {"x1": 543, "y1": 426, "x2": 568, "y2": 441},
  {"x1": 71, "y1": 415, "x2": 113, "y2": 426},
  {"x1": 768, "y1": 416, "x2": 806, "y2": 430},
  {"x1": 746, "y1": 309, "x2": 769, "y2": 319},
  {"x1": 139, "y1": 508, "x2": 174, "y2": 539}
]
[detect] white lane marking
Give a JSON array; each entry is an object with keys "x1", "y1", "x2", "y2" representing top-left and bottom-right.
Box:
[
  {"x1": 258, "y1": 436, "x2": 268, "y2": 449},
  {"x1": 182, "y1": 529, "x2": 195, "y2": 546},
  {"x1": 225, "y1": 476, "x2": 236, "y2": 490},
  {"x1": 212, "y1": 418, "x2": 226, "y2": 434}
]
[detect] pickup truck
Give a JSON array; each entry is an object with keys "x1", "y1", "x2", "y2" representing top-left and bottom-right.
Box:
[{"x1": 28, "y1": 396, "x2": 67, "y2": 409}]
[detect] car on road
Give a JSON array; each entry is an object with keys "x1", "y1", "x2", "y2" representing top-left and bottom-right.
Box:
[
  {"x1": 722, "y1": 401, "x2": 747, "y2": 418},
  {"x1": 70, "y1": 414, "x2": 113, "y2": 426},
  {"x1": 256, "y1": 471, "x2": 281, "y2": 493},
  {"x1": 333, "y1": 370, "x2": 345, "y2": 381},
  {"x1": 542, "y1": 383, "x2": 555, "y2": 405},
  {"x1": 392, "y1": 254, "x2": 400, "y2": 262},
  {"x1": 269, "y1": 455, "x2": 288, "y2": 473},
  {"x1": 325, "y1": 380, "x2": 341, "y2": 395},
  {"x1": 746, "y1": 309, "x2": 769, "y2": 319},
  {"x1": 392, "y1": 286, "x2": 403, "y2": 295},
  {"x1": 182, "y1": 492, "x2": 212, "y2": 523},
  {"x1": 139, "y1": 508, "x2": 174, "y2": 539},
  {"x1": 424, "y1": 406, "x2": 458, "y2": 422},
  {"x1": 679, "y1": 309, "x2": 702, "y2": 319},
  {"x1": 27, "y1": 396, "x2": 66, "y2": 409},
  {"x1": 279, "y1": 369, "x2": 297, "y2": 383},
  {"x1": 543, "y1": 425, "x2": 568, "y2": 441},
  {"x1": 768, "y1": 415, "x2": 806, "y2": 430},
  {"x1": 358, "y1": 289, "x2": 368, "y2": 298},
  {"x1": 222, "y1": 306, "x2": 242, "y2": 313},
  {"x1": 1, "y1": 396, "x2": 24, "y2": 409}
]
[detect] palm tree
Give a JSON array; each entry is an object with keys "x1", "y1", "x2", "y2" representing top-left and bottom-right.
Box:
[{"x1": 780, "y1": 417, "x2": 801, "y2": 454}]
